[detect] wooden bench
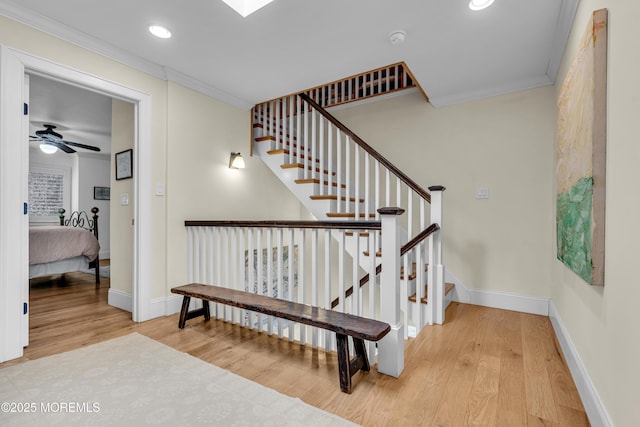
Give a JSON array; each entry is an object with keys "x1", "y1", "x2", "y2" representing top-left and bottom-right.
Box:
[{"x1": 171, "y1": 283, "x2": 391, "y2": 393}]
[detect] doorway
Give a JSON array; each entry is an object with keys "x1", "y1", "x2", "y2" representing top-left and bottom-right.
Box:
[{"x1": 0, "y1": 46, "x2": 153, "y2": 362}]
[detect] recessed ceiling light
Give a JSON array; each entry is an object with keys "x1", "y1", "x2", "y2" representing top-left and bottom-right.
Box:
[
  {"x1": 469, "y1": 0, "x2": 495, "y2": 11},
  {"x1": 221, "y1": 0, "x2": 275, "y2": 18},
  {"x1": 149, "y1": 25, "x2": 172, "y2": 39}
]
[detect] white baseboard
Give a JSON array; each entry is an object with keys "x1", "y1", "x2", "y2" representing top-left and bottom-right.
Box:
[
  {"x1": 108, "y1": 288, "x2": 132, "y2": 312},
  {"x1": 446, "y1": 268, "x2": 548, "y2": 315},
  {"x1": 469, "y1": 289, "x2": 549, "y2": 316},
  {"x1": 108, "y1": 289, "x2": 182, "y2": 319},
  {"x1": 549, "y1": 301, "x2": 613, "y2": 427},
  {"x1": 149, "y1": 294, "x2": 183, "y2": 319}
]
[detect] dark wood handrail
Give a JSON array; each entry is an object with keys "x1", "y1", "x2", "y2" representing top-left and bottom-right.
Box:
[
  {"x1": 298, "y1": 92, "x2": 431, "y2": 204},
  {"x1": 401, "y1": 223, "x2": 440, "y2": 256},
  {"x1": 331, "y1": 222, "x2": 440, "y2": 309},
  {"x1": 185, "y1": 219, "x2": 381, "y2": 230}
]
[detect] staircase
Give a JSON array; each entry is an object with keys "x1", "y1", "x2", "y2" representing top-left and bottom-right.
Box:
[{"x1": 250, "y1": 63, "x2": 455, "y2": 337}]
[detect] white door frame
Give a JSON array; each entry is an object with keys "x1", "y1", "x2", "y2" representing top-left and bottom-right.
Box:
[{"x1": 0, "y1": 45, "x2": 153, "y2": 362}]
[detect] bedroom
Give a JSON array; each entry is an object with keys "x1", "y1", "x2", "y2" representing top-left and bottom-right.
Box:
[{"x1": 27, "y1": 73, "x2": 132, "y2": 323}]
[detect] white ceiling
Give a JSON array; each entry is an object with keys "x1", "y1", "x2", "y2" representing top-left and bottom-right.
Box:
[{"x1": 2, "y1": 0, "x2": 578, "y2": 152}]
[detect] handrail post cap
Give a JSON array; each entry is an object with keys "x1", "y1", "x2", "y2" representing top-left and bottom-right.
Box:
[
  {"x1": 428, "y1": 185, "x2": 446, "y2": 192},
  {"x1": 377, "y1": 207, "x2": 406, "y2": 216}
]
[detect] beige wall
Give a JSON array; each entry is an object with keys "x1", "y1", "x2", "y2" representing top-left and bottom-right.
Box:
[
  {"x1": 332, "y1": 87, "x2": 557, "y2": 298},
  {"x1": 551, "y1": 1, "x2": 640, "y2": 425},
  {"x1": 164, "y1": 82, "x2": 304, "y2": 292},
  {"x1": 110, "y1": 99, "x2": 135, "y2": 294}
]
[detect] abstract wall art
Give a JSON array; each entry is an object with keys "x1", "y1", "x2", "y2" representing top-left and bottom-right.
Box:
[{"x1": 556, "y1": 9, "x2": 608, "y2": 285}]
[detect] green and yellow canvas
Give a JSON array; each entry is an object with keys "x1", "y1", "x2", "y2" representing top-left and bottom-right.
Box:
[{"x1": 556, "y1": 9, "x2": 607, "y2": 285}]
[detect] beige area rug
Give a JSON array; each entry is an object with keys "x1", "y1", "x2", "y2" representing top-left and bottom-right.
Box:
[{"x1": 0, "y1": 333, "x2": 358, "y2": 426}]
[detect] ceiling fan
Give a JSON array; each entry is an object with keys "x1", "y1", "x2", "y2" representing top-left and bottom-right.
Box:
[{"x1": 29, "y1": 124, "x2": 101, "y2": 154}]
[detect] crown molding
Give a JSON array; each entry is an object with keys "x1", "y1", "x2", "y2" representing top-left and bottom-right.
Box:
[
  {"x1": 164, "y1": 67, "x2": 252, "y2": 110},
  {"x1": 546, "y1": 0, "x2": 580, "y2": 82},
  {"x1": 0, "y1": 1, "x2": 251, "y2": 110},
  {"x1": 429, "y1": 75, "x2": 553, "y2": 108}
]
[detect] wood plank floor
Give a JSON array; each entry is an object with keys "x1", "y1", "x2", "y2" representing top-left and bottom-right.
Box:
[{"x1": 2, "y1": 272, "x2": 589, "y2": 426}]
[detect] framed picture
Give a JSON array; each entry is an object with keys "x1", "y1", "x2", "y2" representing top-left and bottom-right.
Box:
[
  {"x1": 115, "y1": 149, "x2": 133, "y2": 180},
  {"x1": 93, "y1": 186, "x2": 110, "y2": 200}
]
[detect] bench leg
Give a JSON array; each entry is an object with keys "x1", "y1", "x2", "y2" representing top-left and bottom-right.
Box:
[
  {"x1": 336, "y1": 334, "x2": 371, "y2": 393},
  {"x1": 178, "y1": 296, "x2": 211, "y2": 329}
]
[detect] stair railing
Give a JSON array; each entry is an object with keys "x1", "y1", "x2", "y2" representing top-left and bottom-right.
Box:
[
  {"x1": 185, "y1": 214, "x2": 406, "y2": 376},
  {"x1": 252, "y1": 89, "x2": 446, "y2": 329}
]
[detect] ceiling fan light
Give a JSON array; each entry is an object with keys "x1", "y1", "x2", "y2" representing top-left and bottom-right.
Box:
[
  {"x1": 149, "y1": 25, "x2": 172, "y2": 39},
  {"x1": 39, "y1": 143, "x2": 58, "y2": 154},
  {"x1": 469, "y1": 0, "x2": 495, "y2": 11}
]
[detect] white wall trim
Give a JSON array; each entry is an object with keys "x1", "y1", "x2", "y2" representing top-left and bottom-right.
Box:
[
  {"x1": 108, "y1": 291, "x2": 182, "y2": 319},
  {"x1": 549, "y1": 301, "x2": 613, "y2": 427},
  {"x1": 546, "y1": 0, "x2": 580, "y2": 82},
  {"x1": 447, "y1": 268, "x2": 549, "y2": 315},
  {"x1": 470, "y1": 289, "x2": 549, "y2": 316},
  {"x1": 107, "y1": 288, "x2": 132, "y2": 313}
]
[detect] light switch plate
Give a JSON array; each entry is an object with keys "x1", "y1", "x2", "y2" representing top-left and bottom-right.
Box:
[
  {"x1": 475, "y1": 187, "x2": 489, "y2": 199},
  {"x1": 120, "y1": 193, "x2": 129, "y2": 206}
]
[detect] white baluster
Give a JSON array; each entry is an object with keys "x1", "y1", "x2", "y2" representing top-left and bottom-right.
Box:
[
  {"x1": 364, "y1": 155, "x2": 370, "y2": 219},
  {"x1": 324, "y1": 229, "x2": 331, "y2": 351},
  {"x1": 345, "y1": 136, "x2": 351, "y2": 214},
  {"x1": 311, "y1": 110, "x2": 317, "y2": 182},
  {"x1": 247, "y1": 228, "x2": 255, "y2": 329},
  {"x1": 311, "y1": 229, "x2": 318, "y2": 348},
  {"x1": 266, "y1": 228, "x2": 274, "y2": 335},
  {"x1": 337, "y1": 131, "x2": 343, "y2": 212},
  {"x1": 355, "y1": 146, "x2": 360, "y2": 219},
  {"x1": 296, "y1": 96, "x2": 302, "y2": 168},
  {"x1": 367, "y1": 229, "x2": 377, "y2": 361},
  {"x1": 327, "y1": 124, "x2": 333, "y2": 197},
  {"x1": 277, "y1": 228, "x2": 283, "y2": 337},
  {"x1": 319, "y1": 115, "x2": 325, "y2": 195},
  {"x1": 287, "y1": 228, "x2": 295, "y2": 342},
  {"x1": 231, "y1": 227, "x2": 238, "y2": 324},
  {"x1": 256, "y1": 228, "x2": 264, "y2": 332},
  {"x1": 375, "y1": 161, "x2": 380, "y2": 220},
  {"x1": 298, "y1": 228, "x2": 306, "y2": 345},
  {"x1": 338, "y1": 231, "x2": 345, "y2": 313}
]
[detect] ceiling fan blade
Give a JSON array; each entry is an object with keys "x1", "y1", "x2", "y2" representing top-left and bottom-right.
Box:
[
  {"x1": 62, "y1": 140, "x2": 101, "y2": 152},
  {"x1": 51, "y1": 141, "x2": 76, "y2": 153},
  {"x1": 29, "y1": 135, "x2": 43, "y2": 140}
]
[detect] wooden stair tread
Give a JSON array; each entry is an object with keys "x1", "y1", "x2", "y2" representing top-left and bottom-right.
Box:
[
  {"x1": 281, "y1": 163, "x2": 336, "y2": 176},
  {"x1": 268, "y1": 149, "x2": 320, "y2": 163},
  {"x1": 400, "y1": 262, "x2": 428, "y2": 280},
  {"x1": 310, "y1": 195, "x2": 364, "y2": 203},
  {"x1": 295, "y1": 179, "x2": 346, "y2": 188},
  {"x1": 408, "y1": 283, "x2": 455, "y2": 304},
  {"x1": 362, "y1": 250, "x2": 382, "y2": 257}
]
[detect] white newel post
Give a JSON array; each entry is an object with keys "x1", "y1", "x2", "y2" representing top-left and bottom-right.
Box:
[
  {"x1": 428, "y1": 186, "x2": 446, "y2": 325},
  {"x1": 377, "y1": 207, "x2": 405, "y2": 378}
]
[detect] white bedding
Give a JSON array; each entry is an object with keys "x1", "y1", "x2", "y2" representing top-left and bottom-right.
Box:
[{"x1": 28, "y1": 256, "x2": 90, "y2": 279}]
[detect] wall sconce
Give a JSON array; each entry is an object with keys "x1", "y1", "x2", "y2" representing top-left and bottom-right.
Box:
[{"x1": 229, "y1": 152, "x2": 245, "y2": 169}]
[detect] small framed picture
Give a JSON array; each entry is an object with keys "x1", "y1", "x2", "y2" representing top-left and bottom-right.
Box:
[
  {"x1": 115, "y1": 149, "x2": 133, "y2": 180},
  {"x1": 93, "y1": 186, "x2": 110, "y2": 200}
]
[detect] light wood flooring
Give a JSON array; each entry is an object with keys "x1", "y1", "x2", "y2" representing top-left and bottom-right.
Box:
[{"x1": 2, "y1": 271, "x2": 589, "y2": 426}]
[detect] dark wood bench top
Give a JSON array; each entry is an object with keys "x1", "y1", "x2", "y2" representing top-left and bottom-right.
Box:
[{"x1": 171, "y1": 283, "x2": 390, "y2": 341}]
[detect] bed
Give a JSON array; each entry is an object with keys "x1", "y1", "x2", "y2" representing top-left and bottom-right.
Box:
[{"x1": 29, "y1": 207, "x2": 101, "y2": 284}]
